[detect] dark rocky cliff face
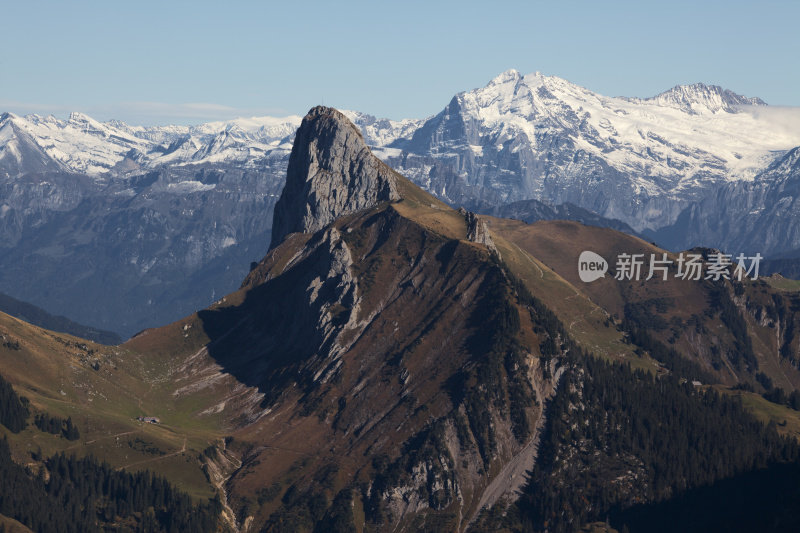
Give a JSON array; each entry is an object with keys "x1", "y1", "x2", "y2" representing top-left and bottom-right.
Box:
[{"x1": 270, "y1": 106, "x2": 399, "y2": 248}]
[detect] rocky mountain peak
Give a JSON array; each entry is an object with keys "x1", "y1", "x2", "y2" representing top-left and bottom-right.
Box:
[{"x1": 270, "y1": 106, "x2": 401, "y2": 249}]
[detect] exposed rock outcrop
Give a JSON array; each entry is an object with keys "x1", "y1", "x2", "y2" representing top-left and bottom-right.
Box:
[
  {"x1": 459, "y1": 207, "x2": 500, "y2": 258},
  {"x1": 270, "y1": 106, "x2": 400, "y2": 248}
]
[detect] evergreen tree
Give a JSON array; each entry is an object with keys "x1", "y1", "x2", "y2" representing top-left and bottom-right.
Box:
[{"x1": 0, "y1": 372, "x2": 29, "y2": 433}]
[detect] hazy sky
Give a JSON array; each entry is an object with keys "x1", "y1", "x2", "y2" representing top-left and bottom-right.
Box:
[{"x1": 2, "y1": 0, "x2": 798, "y2": 124}]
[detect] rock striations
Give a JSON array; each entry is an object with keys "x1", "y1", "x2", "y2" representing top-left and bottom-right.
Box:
[
  {"x1": 270, "y1": 106, "x2": 400, "y2": 249},
  {"x1": 459, "y1": 207, "x2": 501, "y2": 258}
]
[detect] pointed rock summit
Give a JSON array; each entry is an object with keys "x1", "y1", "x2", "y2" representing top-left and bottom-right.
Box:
[{"x1": 270, "y1": 106, "x2": 400, "y2": 249}]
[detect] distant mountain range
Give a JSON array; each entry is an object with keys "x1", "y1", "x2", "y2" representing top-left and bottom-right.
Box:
[
  {"x1": 0, "y1": 291, "x2": 120, "y2": 344},
  {"x1": 1, "y1": 71, "x2": 799, "y2": 336}
]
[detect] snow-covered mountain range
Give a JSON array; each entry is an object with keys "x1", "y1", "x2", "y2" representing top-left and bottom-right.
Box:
[
  {"x1": 0, "y1": 111, "x2": 299, "y2": 175},
  {"x1": 4, "y1": 70, "x2": 798, "y2": 231},
  {"x1": 1, "y1": 70, "x2": 799, "y2": 337},
  {"x1": 0, "y1": 110, "x2": 421, "y2": 177},
  {"x1": 383, "y1": 70, "x2": 800, "y2": 231}
]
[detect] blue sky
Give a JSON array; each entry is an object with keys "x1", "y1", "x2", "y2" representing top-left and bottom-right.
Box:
[{"x1": 2, "y1": 0, "x2": 798, "y2": 124}]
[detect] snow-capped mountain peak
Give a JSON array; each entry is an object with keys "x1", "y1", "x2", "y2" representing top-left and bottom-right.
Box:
[
  {"x1": 641, "y1": 83, "x2": 767, "y2": 114},
  {"x1": 68, "y1": 111, "x2": 97, "y2": 124},
  {"x1": 0, "y1": 112, "x2": 153, "y2": 175},
  {"x1": 428, "y1": 70, "x2": 797, "y2": 184},
  {"x1": 389, "y1": 70, "x2": 800, "y2": 231},
  {"x1": 488, "y1": 68, "x2": 523, "y2": 86}
]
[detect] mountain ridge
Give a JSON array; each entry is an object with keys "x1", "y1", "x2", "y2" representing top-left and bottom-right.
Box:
[
  {"x1": 636, "y1": 81, "x2": 768, "y2": 113},
  {"x1": 0, "y1": 291, "x2": 120, "y2": 344}
]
